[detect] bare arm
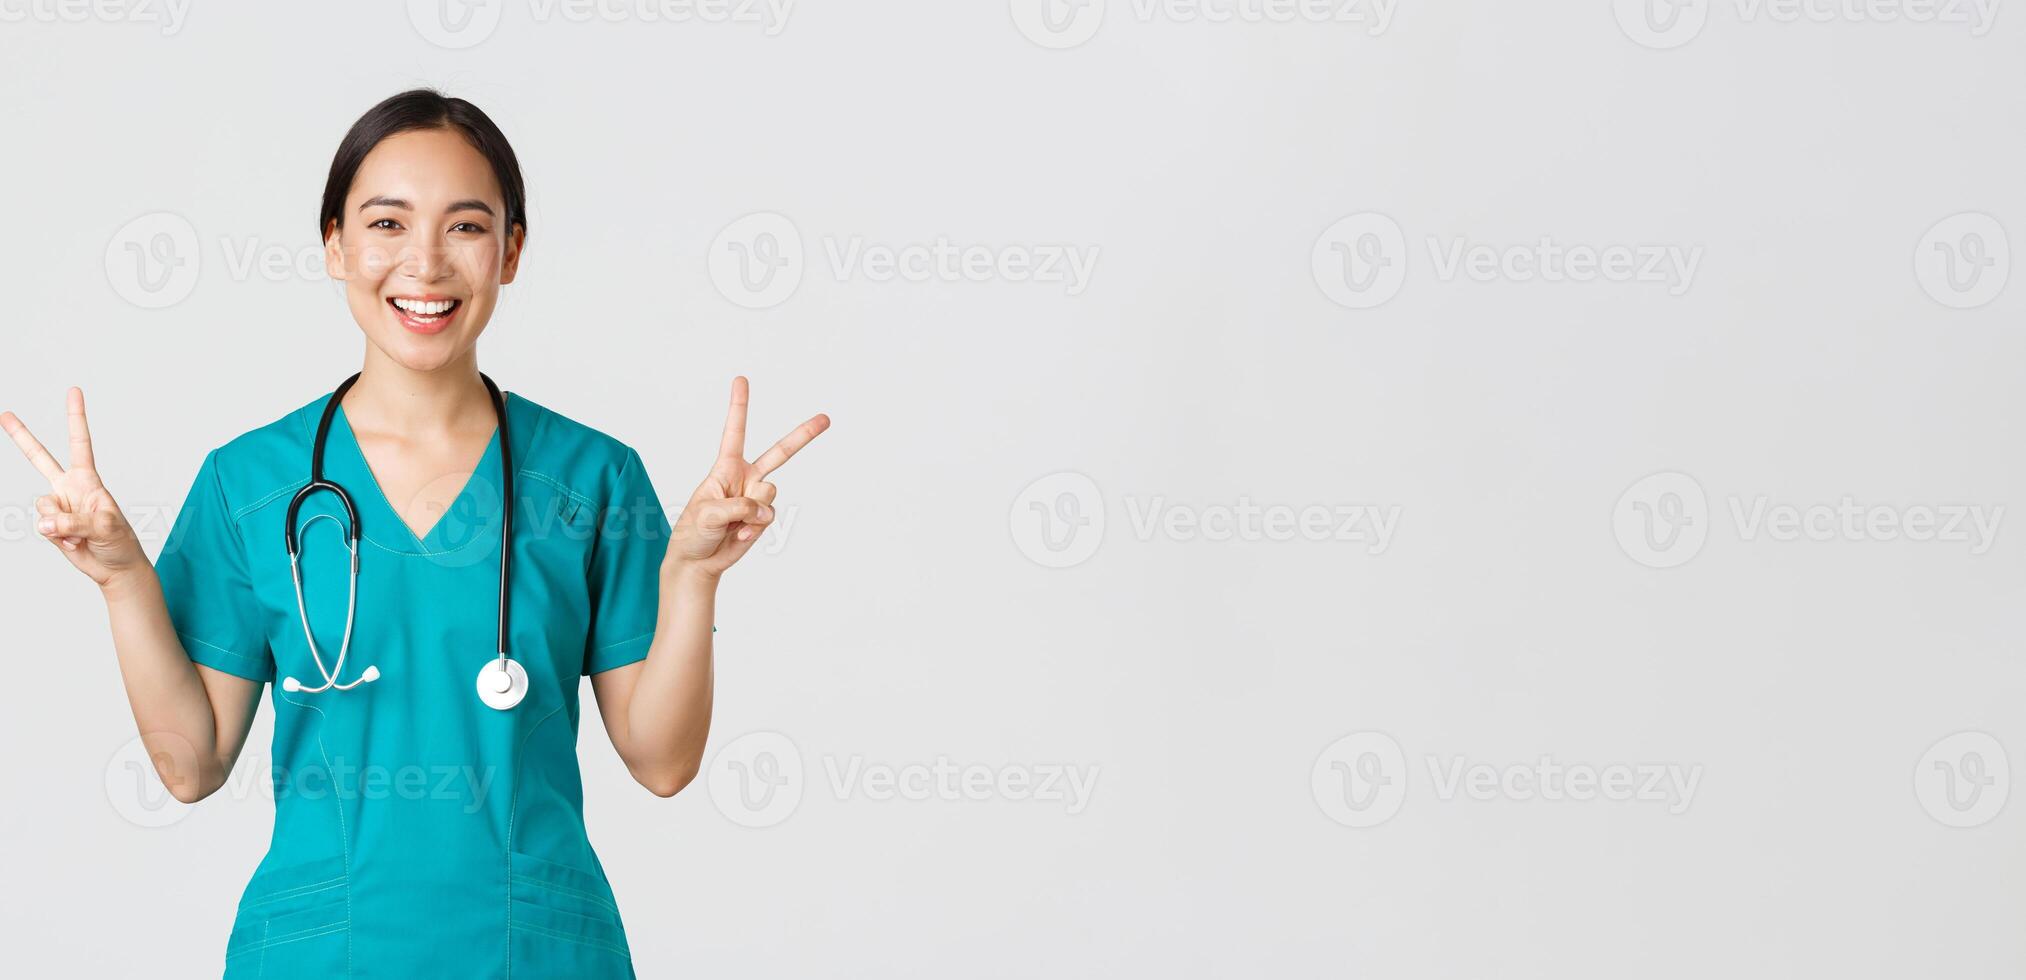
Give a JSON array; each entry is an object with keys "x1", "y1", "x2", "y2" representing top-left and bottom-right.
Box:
[
  {"x1": 102, "y1": 569, "x2": 264, "y2": 803},
  {"x1": 4, "y1": 388, "x2": 262, "y2": 803},
  {"x1": 590, "y1": 566, "x2": 717, "y2": 797},
  {"x1": 592, "y1": 377, "x2": 827, "y2": 797}
]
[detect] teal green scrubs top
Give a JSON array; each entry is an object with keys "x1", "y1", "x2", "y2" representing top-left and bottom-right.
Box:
[{"x1": 154, "y1": 388, "x2": 670, "y2": 979}]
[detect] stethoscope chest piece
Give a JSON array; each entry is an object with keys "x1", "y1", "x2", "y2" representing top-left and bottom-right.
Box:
[{"x1": 476, "y1": 658, "x2": 528, "y2": 711}]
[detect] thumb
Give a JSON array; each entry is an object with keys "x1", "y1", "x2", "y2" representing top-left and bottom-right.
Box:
[
  {"x1": 41, "y1": 507, "x2": 127, "y2": 544},
  {"x1": 694, "y1": 497, "x2": 775, "y2": 532}
]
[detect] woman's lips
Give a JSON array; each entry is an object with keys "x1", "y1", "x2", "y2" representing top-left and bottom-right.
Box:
[{"x1": 388, "y1": 297, "x2": 461, "y2": 335}]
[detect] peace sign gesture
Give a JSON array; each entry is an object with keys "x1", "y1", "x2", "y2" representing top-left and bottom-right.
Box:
[
  {"x1": 667, "y1": 377, "x2": 829, "y2": 578},
  {"x1": 1, "y1": 387, "x2": 147, "y2": 589}
]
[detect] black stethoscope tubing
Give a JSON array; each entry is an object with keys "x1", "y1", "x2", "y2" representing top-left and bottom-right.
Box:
[{"x1": 283, "y1": 371, "x2": 516, "y2": 679}]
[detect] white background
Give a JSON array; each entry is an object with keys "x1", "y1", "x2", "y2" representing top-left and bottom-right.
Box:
[{"x1": 2, "y1": 1, "x2": 2024, "y2": 977}]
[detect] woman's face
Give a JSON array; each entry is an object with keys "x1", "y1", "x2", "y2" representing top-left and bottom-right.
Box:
[{"x1": 323, "y1": 127, "x2": 523, "y2": 373}]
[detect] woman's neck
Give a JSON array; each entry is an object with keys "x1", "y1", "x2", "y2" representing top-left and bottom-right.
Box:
[{"x1": 340, "y1": 346, "x2": 494, "y2": 439}]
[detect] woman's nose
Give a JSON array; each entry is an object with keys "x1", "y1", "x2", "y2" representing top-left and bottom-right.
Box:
[{"x1": 399, "y1": 239, "x2": 451, "y2": 280}]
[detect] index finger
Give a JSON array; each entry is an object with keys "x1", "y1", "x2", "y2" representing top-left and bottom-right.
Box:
[
  {"x1": 752, "y1": 413, "x2": 831, "y2": 478},
  {"x1": 717, "y1": 376, "x2": 750, "y2": 461},
  {"x1": 68, "y1": 387, "x2": 95, "y2": 472},
  {"x1": 0, "y1": 410, "x2": 65, "y2": 482}
]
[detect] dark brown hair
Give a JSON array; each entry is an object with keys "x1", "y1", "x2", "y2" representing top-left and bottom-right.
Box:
[{"x1": 318, "y1": 89, "x2": 527, "y2": 240}]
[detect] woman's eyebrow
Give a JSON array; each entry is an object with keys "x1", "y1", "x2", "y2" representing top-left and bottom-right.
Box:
[{"x1": 355, "y1": 196, "x2": 494, "y2": 215}]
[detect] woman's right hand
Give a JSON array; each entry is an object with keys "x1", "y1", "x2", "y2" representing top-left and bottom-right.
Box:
[{"x1": 1, "y1": 387, "x2": 148, "y2": 591}]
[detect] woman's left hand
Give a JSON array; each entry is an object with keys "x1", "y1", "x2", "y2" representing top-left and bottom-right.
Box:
[{"x1": 666, "y1": 376, "x2": 829, "y2": 580}]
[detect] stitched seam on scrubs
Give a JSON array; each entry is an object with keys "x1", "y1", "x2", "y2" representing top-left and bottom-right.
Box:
[
  {"x1": 504, "y1": 704, "x2": 565, "y2": 980},
  {"x1": 517, "y1": 469, "x2": 597, "y2": 514},
  {"x1": 282, "y1": 690, "x2": 354, "y2": 978},
  {"x1": 231, "y1": 478, "x2": 311, "y2": 525},
  {"x1": 592, "y1": 630, "x2": 654, "y2": 654},
  {"x1": 226, "y1": 921, "x2": 348, "y2": 957},
  {"x1": 509, "y1": 921, "x2": 633, "y2": 959},
  {"x1": 178, "y1": 631, "x2": 268, "y2": 672},
  {"x1": 228, "y1": 919, "x2": 348, "y2": 951},
  {"x1": 240, "y1": 877, "x2": 347, "y2": 908},
  {"x1": 510, "y1": 873, "x2": 623, "y2": 916}
]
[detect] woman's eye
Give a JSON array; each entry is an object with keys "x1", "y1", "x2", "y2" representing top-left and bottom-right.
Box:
[
  {"x1": 452, "y1": 222, "x2": 487, "y2": 234},
  {"x1": 368, "y1": 218, "x2": 402, "y2": 231}
]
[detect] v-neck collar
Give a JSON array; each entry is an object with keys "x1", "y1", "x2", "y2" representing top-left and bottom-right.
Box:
[{"x1": 325, "y1": 393, "x2": 509, "y2": 555}]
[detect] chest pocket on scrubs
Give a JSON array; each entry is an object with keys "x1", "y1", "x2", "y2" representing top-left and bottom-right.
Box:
[
  {"x1": 514, "y1": 485, "x2": 602, "y2": 678},
  {"x1": 222, "y1": 854, "x2": 350, "y2": 978}
]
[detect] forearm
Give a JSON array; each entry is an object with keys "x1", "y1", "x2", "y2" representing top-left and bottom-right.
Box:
[
  {"x1": 101, "y1": 567, "x2": 229, "y2": 802},
  {"x1": 618, "y1": 563, "x2": 718, "y2": 795}
]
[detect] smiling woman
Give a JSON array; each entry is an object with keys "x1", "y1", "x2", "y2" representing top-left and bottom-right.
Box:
[
  {"x1": 319, "y1": 93, "x2": 527, "y2": 364},
  {"x1": 0, "y1": 88, "x2": 829, "y2": 979}
]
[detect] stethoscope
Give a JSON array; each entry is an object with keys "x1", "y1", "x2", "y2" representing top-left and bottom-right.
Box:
[{"x1": 280, "y1": 371, "x2": 528, "y2": 711}]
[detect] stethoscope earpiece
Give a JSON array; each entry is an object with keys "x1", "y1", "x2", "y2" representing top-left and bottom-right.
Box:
[{"x1": 284, "y1": 372, "x2": 519, "y2": 711}]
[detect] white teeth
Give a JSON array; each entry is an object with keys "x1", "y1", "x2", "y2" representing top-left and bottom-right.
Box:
[{"x1": 393, "y1": 298, "x2": 455, "y2": 315}]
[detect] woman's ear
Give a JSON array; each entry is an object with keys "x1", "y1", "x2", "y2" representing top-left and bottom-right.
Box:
[
  {"x1": 323, "y1": 220, "x2": 348, "y2": 281},
  {"x1": 500, "y1": 223, "x2": 526, "y2": 285}
]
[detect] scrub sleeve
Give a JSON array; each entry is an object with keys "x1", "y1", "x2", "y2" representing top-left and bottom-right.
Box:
[
  {"x1": 584, "y1": 448, "x2": 672, "y2": 675},
  {"x1": 157, "y1": 449, "x2": 272, "y2": 683}
]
